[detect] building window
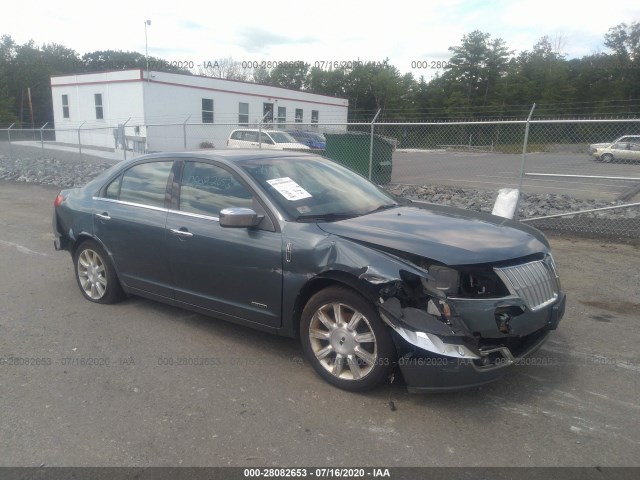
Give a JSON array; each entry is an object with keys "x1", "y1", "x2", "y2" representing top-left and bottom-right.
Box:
[
  {"x1": 295, "y1": 109, "x2": 303, "y2": 123},
  {"x1": 311, "y1": 110, "x2": 319, "y2": 126},
  {"x1": 94, "y1": 94, "x2": 103, "y2": 120},
  {"x1": 202, "y1": 98, "x2": 214, "y2": 123},
  {"x1": 277, "y1": 106, "x2": 286, "y2": 127},
  {"x1": 62, "y1": 95, "x2": 69, "y2": 119},
  {"x1": 238, "y1": 102, "x2": 249, "y2": 125}
]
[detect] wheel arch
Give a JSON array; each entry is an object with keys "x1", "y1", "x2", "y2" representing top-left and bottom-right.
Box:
[
  {"x1": 71, "y1": 234, "x2": 125, "y2": 289},
  {"x1": 288, "y1": 271, "x2": 382, "y2": 339},
  {"x1": 72, "y1": 233, "x2": 108, "y2": 257}
]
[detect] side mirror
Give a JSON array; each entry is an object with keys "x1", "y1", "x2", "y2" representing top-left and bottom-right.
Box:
[{"x1": 219, "y1": 207, "x2": 262, "y2": 228}]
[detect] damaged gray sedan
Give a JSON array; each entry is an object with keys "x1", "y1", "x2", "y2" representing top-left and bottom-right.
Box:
[{"x1": 53, "y1": 151, "x2": 566, "y2": 392}]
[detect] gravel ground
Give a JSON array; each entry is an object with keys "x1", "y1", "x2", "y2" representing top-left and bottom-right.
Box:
[
  {"x1": 385, "y1": 184, "x2": 638, "y2": 220},
  {"x1": 1, "y1": 145, "x2": 638, "y2": 238}
]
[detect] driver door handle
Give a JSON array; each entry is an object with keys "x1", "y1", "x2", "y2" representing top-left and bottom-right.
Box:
[{"x1": 170, "y1": 228, "x2": 194, "y2": 239}]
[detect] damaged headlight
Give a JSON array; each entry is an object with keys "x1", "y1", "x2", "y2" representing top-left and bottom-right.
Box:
[
  {"x1": 421, "y1": 263, "x2": 510, "y2": 299},
  {"x1": 427, "y1": 266, "x2": 460, "y2": 294}
]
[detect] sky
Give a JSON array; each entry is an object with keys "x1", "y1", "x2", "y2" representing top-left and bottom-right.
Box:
[{"x1": 1, "y1": 0, "x2": 639, "y2": 80}]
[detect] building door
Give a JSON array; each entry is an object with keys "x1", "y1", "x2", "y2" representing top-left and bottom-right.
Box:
[{"x1": 263, "y1": 103, "x2": 274, "y2": 125}]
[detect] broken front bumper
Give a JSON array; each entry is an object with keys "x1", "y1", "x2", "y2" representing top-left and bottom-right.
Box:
[{"x1": 382, "y1": 292, "x2": 566, "y2": 393}]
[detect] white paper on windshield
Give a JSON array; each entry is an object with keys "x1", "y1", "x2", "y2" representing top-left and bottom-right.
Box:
[{"x1": 266, "y1": 177, "x2": 312, "y2": 201}]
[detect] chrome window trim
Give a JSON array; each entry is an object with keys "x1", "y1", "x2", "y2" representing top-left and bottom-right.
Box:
[
  {"x1": 93, "y1": 197, "x2": 225, "y2": 222},
  {"x1": 167, "y1": 209, "x2": 220, "y2": 222},
  {"x1": 92, "y1": 197, "x2": 168, "y2": 213}
]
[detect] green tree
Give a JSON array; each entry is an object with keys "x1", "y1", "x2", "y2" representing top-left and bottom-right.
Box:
[
  {"x1": 0, "y1": 35, "x2": 18, "y2": 124},
  {"x1": 603, "y1": 22, "x2": 640, "y2": 102},
  {"x1": 443, "y1": 30, "x2": 511, "y2": 113},
  {"x1": 80, "y1": 50, "x2": 189, "y2": 74},
  {"x1": 268, "y1": 62, "x2": 310, "y2": 90},
  {"x1": 305, "y1": 66, "x2": 348, "y2": 98},
  {"x1": 197, "y1": 57, "x2": 251, "y2": 81}
]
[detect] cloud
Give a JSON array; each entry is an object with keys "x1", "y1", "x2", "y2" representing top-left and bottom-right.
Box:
[
  {"x1": 236, "y1": 27, "x2": 317, "y2": 53},
  {"x1": 179, "y1": 20, "x2": 207, "y2": 30}
]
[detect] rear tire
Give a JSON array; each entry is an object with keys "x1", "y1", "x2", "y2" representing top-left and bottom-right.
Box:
[
  {"x1": 73, "y1": 240, "x2": 124, "y2": 304},
  {"x1": 300, "y1": 286, "x2": 396, "y2": 391}
]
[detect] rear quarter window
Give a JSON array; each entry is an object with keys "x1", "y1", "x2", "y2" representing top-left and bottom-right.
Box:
[
  {"x1": 104, "y1": 175, "x2": 121, "y2": 199},
  {"x1": 118, "y1": 161, "x2": 173, "y2": 208}
]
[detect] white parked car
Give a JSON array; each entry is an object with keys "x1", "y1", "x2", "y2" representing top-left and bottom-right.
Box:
[
  {"x1": 227, "y1": 129, "x2": 310, "y2": 150},
  {"x1": 589, "y1": 135, "x2": 640, "y2": 154},
  {"x1": 591, "y1": 141, "x2": 640, "y2": 163}
]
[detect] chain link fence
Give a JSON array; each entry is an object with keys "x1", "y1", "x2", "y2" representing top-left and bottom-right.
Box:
[{"x1": 1, "y1": 116, "x2": 639, "y2": 240}]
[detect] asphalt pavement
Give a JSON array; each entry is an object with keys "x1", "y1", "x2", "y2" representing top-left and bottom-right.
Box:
[
  {"x1": 0, "y1": 181, "x2": 639, "y2": 467},
  {"x1": 391, "y1": 150, "x2": 640, "y2": 200}
]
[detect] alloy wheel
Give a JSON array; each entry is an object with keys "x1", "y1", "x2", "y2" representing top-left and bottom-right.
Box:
[
  {"x1": 77, "y1": 248, "x2": 107, "y2": 300},
  {"x1": 308, "y1": 302, "x2": 378, "y2": 381}
]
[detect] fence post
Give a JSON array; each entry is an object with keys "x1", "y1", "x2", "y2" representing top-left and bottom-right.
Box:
[
  {"x1": 123, "y1": 117, "x2": 131, "y2": 160},
  {"x1": 39, "y1": 122, "x2": 48, "y2": 156},
  {"x1": 7, "y1": 123, "x2": 15, "y2": 158},
  {"x1": 78, "y1": 121, "x2": 86, "y2": 165},
  {"x1": 514, "y1": 104, "x2": 536, "y2": 220},
  {"x1": 183, "y1": 115, "x2": 191, "y2": 150},
  {"x1": 258, "y1": 111, "x2": 271, "y2": 150},
  {"x1": 368, "y1": 109, "x2": 381, "y2": 181}
]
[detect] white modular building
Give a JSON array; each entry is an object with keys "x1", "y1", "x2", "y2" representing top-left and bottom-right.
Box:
[{"x1": 50, "y1": 69, "x2": 349, "y2": 152}]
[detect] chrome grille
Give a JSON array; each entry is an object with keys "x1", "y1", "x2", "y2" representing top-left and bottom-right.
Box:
[{"x1": 494, "y1": 260, "x2": 559, "y2": 311}]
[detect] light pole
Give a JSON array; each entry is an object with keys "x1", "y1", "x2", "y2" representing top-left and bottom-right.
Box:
[{"x1": 144, "y1": 20, "x2": 151, "y2": 81}]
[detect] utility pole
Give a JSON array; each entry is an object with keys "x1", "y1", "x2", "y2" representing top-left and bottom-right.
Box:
[{"x1": 144, "y1": 20, "x2": 151, "y2": 81}]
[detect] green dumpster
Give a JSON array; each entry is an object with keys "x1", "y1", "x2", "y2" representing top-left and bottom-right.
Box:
[{"x1": 323, "y1": 132, "x2": 393, "y2": 185}]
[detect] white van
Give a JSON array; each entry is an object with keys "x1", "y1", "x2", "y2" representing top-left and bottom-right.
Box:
[{"x1": 227, "y1": 129, "x2": 310, "y2": 150}]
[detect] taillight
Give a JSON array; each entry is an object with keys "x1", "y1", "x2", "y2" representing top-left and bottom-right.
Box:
[{"x1": 54, "y1": 193, "x2": 65, "y2": 208}]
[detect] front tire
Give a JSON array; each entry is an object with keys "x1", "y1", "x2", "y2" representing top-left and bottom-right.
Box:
[
  {"x1": 300, "y1": 286, "x2": 396, "y2": 391},
  {"x1": 73, "y1": 240, "x2": 124, "y2": 304},
  {"x1": 601, "y1": 153, "x2": 614, "y2": 163}
]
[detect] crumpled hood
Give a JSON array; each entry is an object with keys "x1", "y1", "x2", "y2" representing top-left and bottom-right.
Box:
[{"x1": 317, "y1": 204, "x2": 549, "y2": 266}]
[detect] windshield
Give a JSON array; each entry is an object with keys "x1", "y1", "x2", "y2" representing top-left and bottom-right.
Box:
[
  {"x1": 269, "y1": 131, "x2": 299, "y2": 143},
  {"x1": 240, "y1": 156, "x2": 398, "y2": 221}
]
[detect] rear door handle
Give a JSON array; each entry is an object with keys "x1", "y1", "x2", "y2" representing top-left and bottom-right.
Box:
[
  {"x1": 95, "y1": 212, "x2": 111, "y2": 221},
  {"x1": 169, "y1": 228, "x2": 193, "y2": 239}
]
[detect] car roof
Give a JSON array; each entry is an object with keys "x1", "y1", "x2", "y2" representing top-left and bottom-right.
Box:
[
  {"x1": 230, "y1": 128, "x2": 287, "y2": 133},
  {"x1": 127, "y1": 149, "x2": 318, "y2": 165}
]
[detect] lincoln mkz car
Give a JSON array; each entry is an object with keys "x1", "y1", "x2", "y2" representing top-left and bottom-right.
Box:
[{"x1": 53, "y1": 151, "x2": 566, "y2": 392}]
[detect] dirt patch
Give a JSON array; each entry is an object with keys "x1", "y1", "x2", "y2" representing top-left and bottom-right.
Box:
[{"x1": 580, "y1": 299, "x2": 640, "y2": 316}]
